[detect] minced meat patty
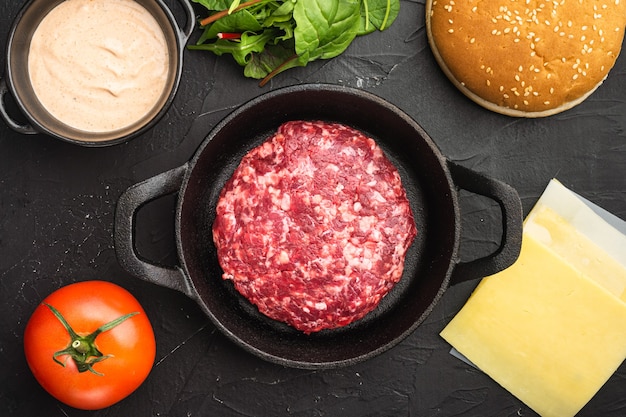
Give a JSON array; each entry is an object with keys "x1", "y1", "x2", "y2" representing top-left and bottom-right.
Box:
[{"x1": 212, "y1": 120, "x2": 417, "y2": 333}]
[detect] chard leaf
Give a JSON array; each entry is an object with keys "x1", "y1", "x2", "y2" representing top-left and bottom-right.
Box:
[
  {"x1": 263, "y1": 1, "x2": 295, "y2": 27},
  {"x1": 244, "y1": 41, "x2": 300, "y2": 79},
  {"x1": 190, "y1": 0, "x2": 401, "y2": 84},
  {"x1": 228, "y1": 0, "x2": 242, "y2": 13},
  {"x1": 198, "y1": 10, "x2": 264, "y2": 41},
  {"x1": 192, "y1": 0, "x2": 233, "y2": 11},
  {"x1": 189, "y1": 30, "x2": 276, "y2": 66},
  {"x1": 360, "y1": 0, "x2": 399, "y2": 33},
  {"x1": 293, "y1": 0, "x2": 362, "y2": 61}
]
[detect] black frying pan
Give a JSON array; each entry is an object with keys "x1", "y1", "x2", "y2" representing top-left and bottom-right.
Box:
[{"x1": 115, "y1": 84, "x2": 522, "y2": 369}]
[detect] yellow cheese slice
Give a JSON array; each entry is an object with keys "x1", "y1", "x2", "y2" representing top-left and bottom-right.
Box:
[
  {"x1": 525, "y1": 205, "x2": 626, "y2": 302},
  {"x1": 441, "y1": 180, "x2": 626, "y2": 417}
]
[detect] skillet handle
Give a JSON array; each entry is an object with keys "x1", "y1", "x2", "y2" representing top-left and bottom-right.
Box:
[
  {"x1": 114, "y1": 164, "x2": 195, "y2": 298},
  {"x1": 447, "y1": 161, "x2": 523, "y2": 285}
]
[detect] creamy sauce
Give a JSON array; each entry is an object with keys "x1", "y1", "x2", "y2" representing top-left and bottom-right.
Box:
[{"x1": 28, "y1": 0, "x2": 170, "y2": 133}]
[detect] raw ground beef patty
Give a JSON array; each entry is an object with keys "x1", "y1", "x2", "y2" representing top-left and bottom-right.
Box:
[{"x1": 212, "y1": 120, "x2": 417, "y2": 333}]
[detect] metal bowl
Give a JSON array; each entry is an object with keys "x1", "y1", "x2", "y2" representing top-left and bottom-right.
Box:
[{"x1": 0, "y1": 0, "x2": 194, "y2": 146}]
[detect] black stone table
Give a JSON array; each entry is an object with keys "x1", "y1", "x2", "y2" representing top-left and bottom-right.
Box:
[{"x1": 1, "y1": 1, "x2": 625, "y2": 416}]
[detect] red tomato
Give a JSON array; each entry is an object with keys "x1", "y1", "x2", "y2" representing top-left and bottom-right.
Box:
[{"x1": 24, "y1": 280, "x2": 156, "y2": 410}]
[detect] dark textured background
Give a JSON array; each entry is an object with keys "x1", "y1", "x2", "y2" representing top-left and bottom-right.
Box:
[{"x1": 1, "y1": 0, "x2": 625, "y2": 416}]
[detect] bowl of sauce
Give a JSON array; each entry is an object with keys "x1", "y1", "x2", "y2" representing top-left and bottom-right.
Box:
[{"x1": 0, "y1": 0, "x2": 195, "y2": 146}]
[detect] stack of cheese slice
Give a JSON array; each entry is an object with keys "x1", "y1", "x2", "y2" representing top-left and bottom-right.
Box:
[{"x1": 441, "y1": 179, "x2": 626, "y2": 417}]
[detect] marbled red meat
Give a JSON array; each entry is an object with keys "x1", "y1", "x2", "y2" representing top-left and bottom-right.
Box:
[{"x1": 212, "y1": 120, "x2": 417, "y2": 333}]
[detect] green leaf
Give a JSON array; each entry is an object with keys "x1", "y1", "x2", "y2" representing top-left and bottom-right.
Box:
[
  {"x1": 228, "y1": 0, "x2": 242, "y2": 13},
  {"x1": 262, "y1": 0, "x2": 295, "y2": 25},
  {"x1": 192, "y1": 0, "x2": 234, "y2": 11},
  {"x1": 189, "y1": 0, "x2": 400, "y2": 83},
  {"x1": 293, "y1": 0, "x2": 362, "y2": 61},
  {"x1": 244, "y1": 41, "x2": 300, "y2": 79},
  {"x1": 361, "y1": 0, "x2": 400, "y2": 33},
  {"x1": 190, "y1": 30, "x2": 277, "y2": 67},
  {"x1": 198, "y1": 10, "x2": 264, "y2": 41}
]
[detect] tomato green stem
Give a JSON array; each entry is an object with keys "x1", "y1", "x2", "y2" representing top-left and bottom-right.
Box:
[{"x1": 44, "y1": 303, "x2": 139, "y2": 375}]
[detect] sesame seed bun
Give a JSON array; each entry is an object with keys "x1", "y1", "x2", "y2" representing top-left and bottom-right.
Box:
[{"x1": 425, "y1": 0, "x2": 626, "y2": 117}]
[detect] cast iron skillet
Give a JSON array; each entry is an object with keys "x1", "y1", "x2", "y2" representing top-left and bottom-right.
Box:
[{"x1": 115, "y1": 84, "x2": 523, "y2": 369}]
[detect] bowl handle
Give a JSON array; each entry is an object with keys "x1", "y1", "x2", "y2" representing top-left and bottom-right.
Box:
[
  {"x1": 447, "y1": 161, "x2": 523, "y2": 285},
  {"x1": 114, "y1": 164, "x2": 196, "y2": 298},
  {"x1": 0, "y1": 78, "x2": 37, "y2": 135},
  {"x1": 173, "y1": 0, "x2": 196, "y2": 43}
]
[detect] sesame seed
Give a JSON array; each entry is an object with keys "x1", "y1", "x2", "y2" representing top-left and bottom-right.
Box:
[
  {"x1": 448, "y1": 29, "x2": 454, "y2": 33},
  {"x1": 470, "y1": 37, "x2": 476, "y2": 43}
]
